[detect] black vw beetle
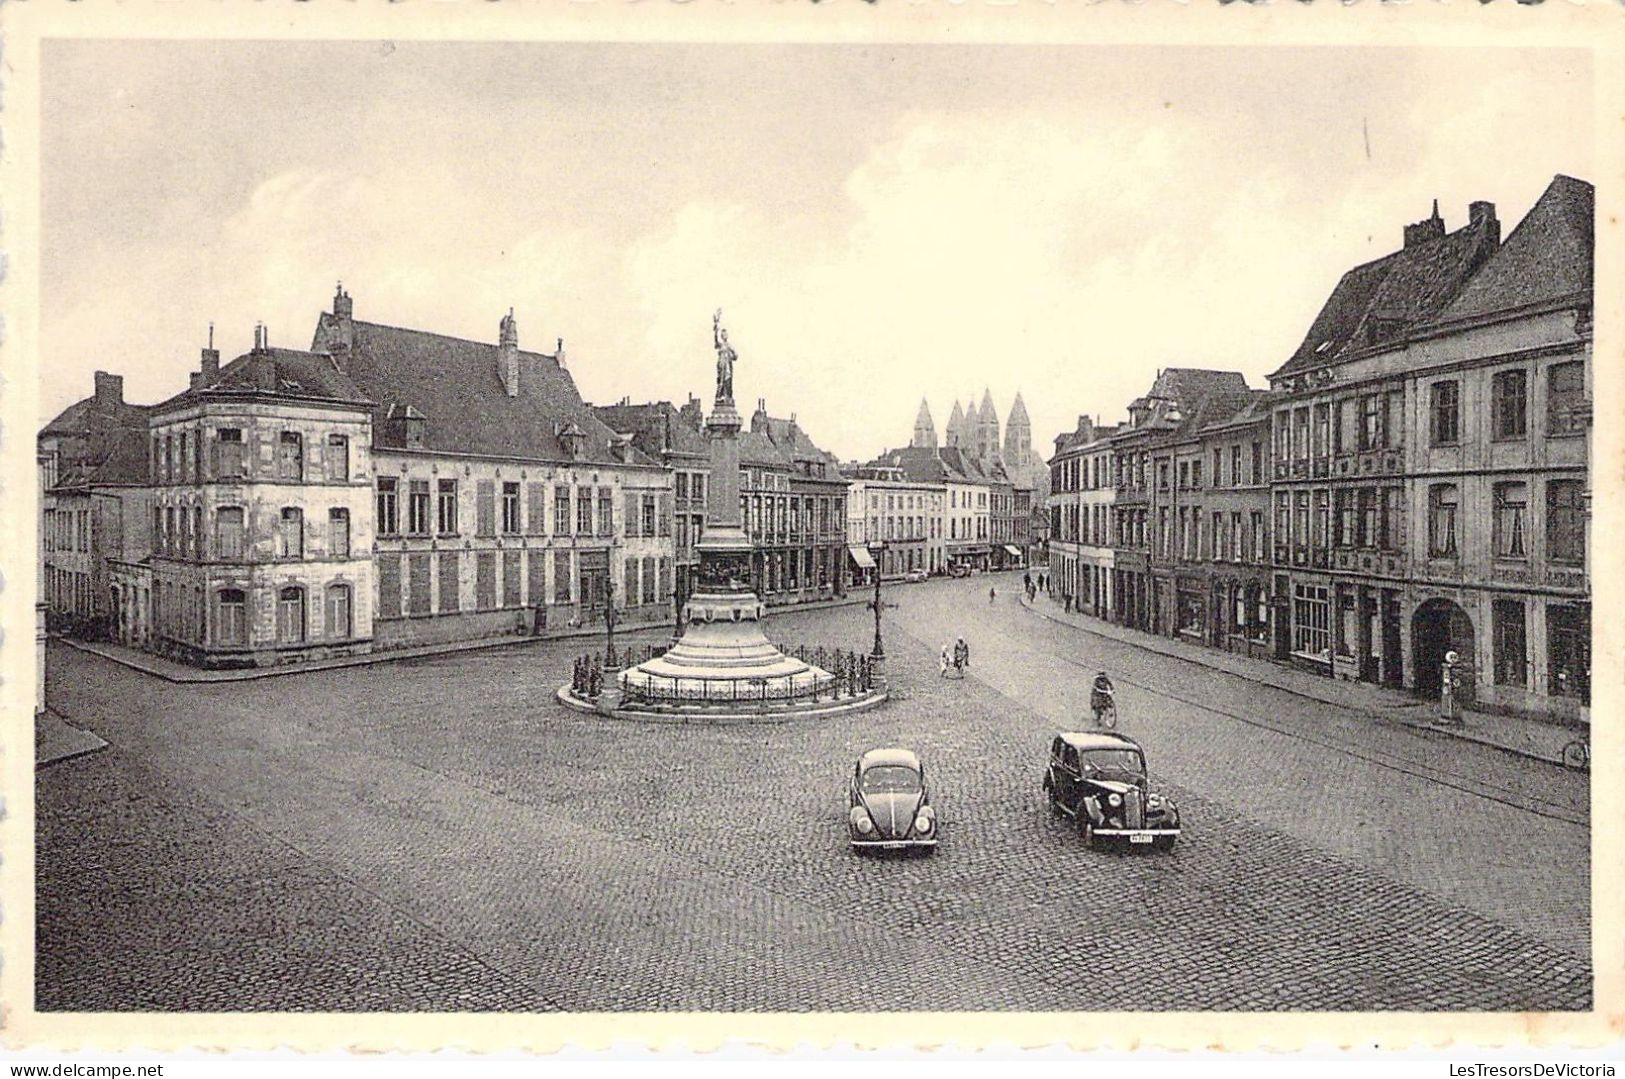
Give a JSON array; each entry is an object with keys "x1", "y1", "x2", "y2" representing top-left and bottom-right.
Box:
[{"x1": 1043, "y1": 731, "x2": 1180, "y2": 850}]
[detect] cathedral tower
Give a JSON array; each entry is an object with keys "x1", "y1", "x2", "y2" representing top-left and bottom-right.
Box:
[{"x1": 911, "y1": 398, "x2": 938, "y2": 449}]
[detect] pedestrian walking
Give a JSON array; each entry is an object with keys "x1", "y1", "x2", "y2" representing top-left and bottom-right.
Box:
[
  {"x1": 1024, "y1": 571, "x2": 1033, "y2": 593},
  {"x1": 954, "y1": 637, "x2": 970, "y2": 672},
  {"x1": 989, "y1": 586, "x2": 997, "y2": 604}
]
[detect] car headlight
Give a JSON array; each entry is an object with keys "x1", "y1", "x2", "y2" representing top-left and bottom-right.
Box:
[
  {"x1": 914, "y1": 814, "x2": 933, "y2": 833},
  {"x1": 1147, "y1": 793, "x2": 1164, "y2": 809},
  {"x1": 1107, "y1": 793, "x2": 1122, "y2": 808},
  {"x1": 850, "y1": 808, "x2": 874, "y2": 834}
]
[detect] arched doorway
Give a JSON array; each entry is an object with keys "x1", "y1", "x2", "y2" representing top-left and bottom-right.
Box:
[{"x1": 1412, "y1": 598, "x2": 1475, "y2": 702}]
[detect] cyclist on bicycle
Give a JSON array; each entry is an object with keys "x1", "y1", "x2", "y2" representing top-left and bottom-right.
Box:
[{"x1": 1090, "y1": 671, "x2": 1115, "y2": 726}]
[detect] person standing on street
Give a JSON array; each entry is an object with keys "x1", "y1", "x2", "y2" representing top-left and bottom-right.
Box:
[{"x1": 939, "y1": 644, "x2": 951, "y2": 678}]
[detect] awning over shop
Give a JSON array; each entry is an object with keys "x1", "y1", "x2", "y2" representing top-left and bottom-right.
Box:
[
  {"x1": 1002, "y1": 545, "x2": 1022, "y2": 557},
  {"x1": 847, "y1": 545, "x2": 876, "y2": 570}
]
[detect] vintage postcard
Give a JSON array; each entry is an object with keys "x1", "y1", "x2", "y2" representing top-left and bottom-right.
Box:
[{"x1": 2, "y1": 0, "x2": 1620, "y2": 1056}]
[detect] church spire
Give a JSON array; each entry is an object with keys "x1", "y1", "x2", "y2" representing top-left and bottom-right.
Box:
[{"x1": 911, "y1": 398, "x2": 938, "y2": 449}]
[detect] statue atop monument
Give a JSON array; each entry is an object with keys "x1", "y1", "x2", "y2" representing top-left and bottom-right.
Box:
[{"x1": 713, "y1": 308, "x2": 737, "y2": 404}]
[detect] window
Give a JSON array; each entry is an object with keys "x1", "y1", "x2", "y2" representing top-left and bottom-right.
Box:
[
  {"x1": 437, "y1": 479, "x2": 458, "y2": 534},
  {"x1": 553, "y1": 549, "x2": 572, "y2": 603},
  {"x1": 527, "y1": 551, "x2": 545, "y2": 608},
  {"x1": 1334, "y1": 489, "x2": 1355, "y2": 547},
  {"x1": 376, "y1": 478, "x2": 399, "y2": 535},
  {"x1": 598, "y1": 487, "x2": 614, "y2": 536},
  {"x1": 1313, "y1": 490, "x2": 1330, "y2": 549},
  {"x1": 164, "y1": 435, "x2": 175, "y2": 481},
  {"x1": 642, "y1": 495, "x2": 656, "y2": 538},
  {"x1": 1251, "y1": 442, "x2": 1263, "y2": 485},
  {"x1": 1357, "y1": 488, "x2": 1377, "y2": 548},
  {"x1": 1492, "y1": 370, "x2": 1527, "y2": 440},
  {"x1": 409, "y1": 480, "x2": 431, "y2": 535},
  {"x1": 1547, "y1": 361, "x2": 1586, "y2": 435},
  {"x1": 276, "y1": 586, "x2": 305, "y2": 643},
  {"x1": 326, "y1": 584, "x2": 352, "y2": 639},
  {"x1": 1294, "y1": 492, "x2": 1310, "y2": 549},
  {"x1": 502, "y1": 482, "x2": 521, "y2": 534},
  {"x1": 164, "y1": 506, "x2": 175, "y2": 554},
  {"x1": 1428, "y1": 484, "x2": 1458, "y2": 558},
  {"x1": 1547, "y1": 604, "x2": 1590, "y2": 703},
  {"x1": 1547, "y1": 479, "x2": 1585, "y2": 565},
  {"x1": 692, "y1": 474, "x2": 705, "y2": 505},
  {"x1": 577, "y1": 486, "x2": 593, "y2": 535},
  {"x1": 329, "y1": 509, "x2": 350, "y2": 558},
  {"x1": 1379, "y1": 487, "x2": 1402, "y2": 552},
  {"x1": 179, "y1": 433, "x2": 190, "y2": 480},
  {"x1": 1493, "y1": 482, "x2": 1528, "y2": 559},
  {"x1": 278, "y1": 432, "x2": 303, "y2": 480},
  {"x1": 278, "y1": 508, "x2": 303, "y2": 559},
  {"x1": 676, "y1": 473, "x2": 689, "y2": 500},
  {"x1": 1430, "y1": 381, "x2": 1460, "y2": 445},
  {"x1": 624, "y1": 493, "x2": 640, "y2": 538},
  {"x1": 1292, "y1": 584, "x2": 1330, "y2": 659},
  {"x1": 1251, "y1": 511, "x2": 1266, "y2": 562},
  {"x1": 378, "y1": 554, "x2": 401, "y2": 619},
  {"x1": 217, "y1": 589, "x2": 247, "y2": 646},
  {"x1": 1192, "y1": 461, "x2": 1203, "y2": 489},
  {"x1": 1212, "y1": 449, "x2": 1223, "y2": 487},
  {"x1": 623, "y1": 557, "x2": 639, "y2": 606},
  {"x1": 326, "y1": 435, "x2": 349, "y2": 481},
  {"x1": 1359, "y1": 394, "x2": 1385, "y2": 451},
  {"x1": 1492, "y1": 599, "x2": 1527, "y2": 687},
  {"x1": 1275, "y1": 492, "x2": 1290, "y2": 549},
  {"x1": 555, "y1": 485, "x2": 571, "y2": 536},
  {"x1": 1312, "y1": 404, "x2": 1329, "y2": 457}
]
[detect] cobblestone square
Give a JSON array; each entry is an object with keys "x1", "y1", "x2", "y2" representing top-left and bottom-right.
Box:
[{"x1": 37, "y1": 575, "x2": 1591, "y2": 1011}]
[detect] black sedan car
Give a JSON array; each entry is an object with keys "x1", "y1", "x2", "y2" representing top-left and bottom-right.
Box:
[
  {"x1": 1043, "y1": 731, "x2": 1180, "y2": 850},
  {"x1": 848, "y1": 748, "x2": 938, "y2": 853}
]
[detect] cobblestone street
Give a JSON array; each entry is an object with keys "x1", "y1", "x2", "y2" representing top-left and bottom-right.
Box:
[{"x1": 38, "y1": 573, "x2": 1591, "y2": 1011}]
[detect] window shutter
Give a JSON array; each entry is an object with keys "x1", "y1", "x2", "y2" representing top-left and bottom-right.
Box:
[
  {"x1": 625, "y1": 493, "x2": 640, "y2": 538},
  {"x1": 476, "y1": 480, "x2": 495, "y2": 537},
  {"x1": 256, "y1": 428, "x2": 274, "y2": 471},
  {"x1": 528, "y1": 483, "x2": 546, "y2": 535}
]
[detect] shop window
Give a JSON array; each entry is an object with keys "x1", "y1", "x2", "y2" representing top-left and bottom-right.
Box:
[{"x1": 1547, "y1": 605, "x2": 1590, "y2": 703}]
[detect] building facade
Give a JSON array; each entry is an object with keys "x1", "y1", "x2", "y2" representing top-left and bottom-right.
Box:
[
  {"x1": 146, "y1": 331, "x2": 376, "y2": 667},
  {"x1": 1048, "y1": 416, "x2": 1119, "y2": 617},
  {"x1": 1267, "y1": 179, "x2": 1590, "y2": 722},
  {"x1": 845, "y1": 466, "x2": 945, "y2": 578}
]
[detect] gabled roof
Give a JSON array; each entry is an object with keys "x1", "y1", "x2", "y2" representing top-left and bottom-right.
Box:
[
  {"x1": 315, "y1": 317, "x2": 655, "y2": 467},
  {"x1": 160, "y1": 347, "x2": 369, "y2": 413},
  {"x1": 1146, "y1": 367, "x2": 1249, "y2": 404},
  {"x1": 870, "y1": 445, "x2": 952, "y2": 484},
  {"x1": 1432, "y1": 175, "x2": 1593, "y2": 327},
  {"x1": 1272, "y1": 207, "x2": 1500, "y2": 379}
]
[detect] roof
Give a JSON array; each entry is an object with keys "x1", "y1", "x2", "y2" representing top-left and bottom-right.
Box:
[
  {"x1": 1432, "y1": 175, "x2": 1593, "y2": 327},
  {"x1": 40, "y1": 395, "x2": 149, "y2": 440},
  {"x1": 870, "y1": 445, "x2": 952, "y2": 483},
  {"x1": 858, "y1": 747, "x2": 921, "y2": 770},
  {"x1": 315, "y1": 316, "x2": 656, "y2": 467},
  {"x1": 739, "y1": 427, "x2": 793, "y2": 469},
  {"x1": 1272, "y1": 207, "x2": 1500, "y2": 379},
  {"x1": 153, "y1": 347, "x2": 369, "y2": 415},
  {"x1": 592, "y1": 401, "x2": 711, "y2": 460},
  {"x1": 1199, "y1": 389, "x2": 1275, "y2": 434},
  {"x1": 1057, "y1": 731, "x2": 1144, "y2": 753},
  {"x1": 1006, "y1": 392, "x2": 1030, "y2": 427},
  {"x1": 52, "y1": 427, "x2": 151, "y2": 489}
]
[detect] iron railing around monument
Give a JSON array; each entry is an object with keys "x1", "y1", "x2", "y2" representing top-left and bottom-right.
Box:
[{"x1": 569, "y1": 644, "x2": 878, "y2": 706}]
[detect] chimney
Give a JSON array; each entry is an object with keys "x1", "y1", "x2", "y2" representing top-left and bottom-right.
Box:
[
  {"x1": 250, "y1": 323, "x2": 276, "y2": 390},
  {"x1": 498, "y1": 309, "x2": 519, "y2": 397},
  {"x1": 200, "y1": 322, "x2": 220, "y2": 383},
  {"x1": 333, "y1": 281, "x2": 353, "y2": 320},
  {"x1": 93, "y1": 371, "x2": 123, "y2": 407},
  {"x1": 1468, "y1": 200, "x2": 1500, "y2": 245},
  {"x1": 555, "y1": 337, "x2": 566, "y2": 370},
  {"x1": 189, "y1": 373, "x2": 202, "y2": 389},
  {"x1": 1403, "y1": 199, "x2": 1446, "y2": 249}
]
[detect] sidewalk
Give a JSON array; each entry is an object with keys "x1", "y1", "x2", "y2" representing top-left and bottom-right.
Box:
[
  {"x1": 58, "y1": 591, "x2": 870, "y2": 685},
  {"x1": 1020, "y1": 591, "x2": 1581, "y2": 768},
  {"x1": 37, "y1": 708, "x2": 108, "y2": 768}
]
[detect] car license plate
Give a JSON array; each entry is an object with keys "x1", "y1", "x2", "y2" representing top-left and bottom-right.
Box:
[{"x1": 1130, "y1": 834, "x2": 1154, "y2": 844}]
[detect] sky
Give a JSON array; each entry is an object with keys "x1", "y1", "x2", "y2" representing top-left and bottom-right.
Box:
[{"x1": 41, "y1": 42, "x2": 1591, "y2": 462}]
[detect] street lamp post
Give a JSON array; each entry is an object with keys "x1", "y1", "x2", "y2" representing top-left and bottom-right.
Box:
[
  {"x1": 867, "y1": 540, "x2": 889, "y2": 689},
  {"x1": 604, "y1": 579, "x2": 620, "y2": 670}
]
